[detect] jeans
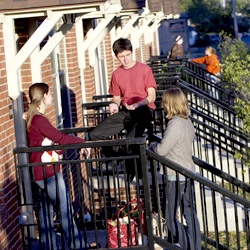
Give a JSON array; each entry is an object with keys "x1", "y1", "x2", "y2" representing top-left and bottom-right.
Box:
[
  {"x1": 89, "y1": 105, "x2": 153, "y2": 141},
  {"x1": 89, "y1": 106, "x2": 153, "y2": 180},
  {"x1": 165, "y1": 180, "x2": 201, "y2": 250},
  {"x1": 207, "y1": 73, "x2": 219, "y2": 99},
  {"x1": 36, "y1": 172, "x2": 87, "y2": 250}
]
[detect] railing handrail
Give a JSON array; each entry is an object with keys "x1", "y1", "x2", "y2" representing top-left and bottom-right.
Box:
[
  {"x1": 153, "y1": 72, "x2": 182, "y2": 78},
  {"x1": 13, "y1": 137, "x2": 146, "y2": 154},
  {"x1": 192, "y1": 156, "x2": 250, "y2": 192},
  {"x1": 147, "y1": 149, "x2": 250, "y2": 208},
  {"x1": 92, "y1": 94, "x2": 113, "y2": 100},
  {"x1": 189, "y1": 107, "x2": 249, "y2": 141},
  {"x1": 82, "y1": 101, "x2": 111, "y2": 108},
  {"x1": 177, "y1": 79, "x2": 235, "y2": 112},
  {"x1": 58, "y1": 127, "x2": 90, "y2": 134},
  {"x1": 15, "y1": 154, "x2": 139, "y2": 170},
  {"x1": 183, "y1": 67, "x2": 229, "y2": 90},
  {"x1": 156, "y1": 80, "x2": 231, "y2": 111},
  {"x1": 151, "y1": 134, "x2": 250, "y2": 193},
  {"x1": 149, "y1": 64, "x2": 184, "y2": 70},
  {"x1": 147, "y1": 56, "x2": 188, "y2": 64},
  {"x1": 153, "y1": 107, "x2": 249, "y2": 160},
  {"x1": 190, "y1": 115, "x2": 249, "y2": 158},
  {"x1": 185, "y1": 61, "x2": 225, "y2": 82},
  {"x1": 154, "y1": 103, "x2": 249, "y2": 144}
]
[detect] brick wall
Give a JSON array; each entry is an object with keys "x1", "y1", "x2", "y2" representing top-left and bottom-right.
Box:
[
  {"x1": 65, "y1": 25, "x2": 84, "y2": 128},
  {"x1": 163, "y1": 0, "x2": 180, "y2": 15},
  {"x1": 0, "y1": 23, "x2": 22, "y2": 250}
]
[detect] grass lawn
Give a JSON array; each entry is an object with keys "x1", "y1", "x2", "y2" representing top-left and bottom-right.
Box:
[{"x1": 202, "y1": 231, "x2": 248, "y2": 249}]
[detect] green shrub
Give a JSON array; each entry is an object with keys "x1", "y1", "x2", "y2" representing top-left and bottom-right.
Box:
[
  {"x1": 218, "y1": 33, "x2": 250, "y2": 164},
  {"x1": 218, "y1": 33, "x2": 250, "y2": 134}
]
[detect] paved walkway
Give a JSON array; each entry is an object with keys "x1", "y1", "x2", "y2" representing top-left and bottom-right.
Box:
[{"x1": 27, "y1": 230, "x2": 107, "y2": 249}]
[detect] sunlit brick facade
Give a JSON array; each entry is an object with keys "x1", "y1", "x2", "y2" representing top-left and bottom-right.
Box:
[{"x1": 0, "y1": 1, "x2": 180, "y2": 249}]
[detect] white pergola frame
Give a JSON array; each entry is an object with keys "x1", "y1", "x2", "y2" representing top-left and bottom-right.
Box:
[
  {"x1": 1, "y1": 3, "x2": 121, "y2": 99},
  {"x1": 1, "y1": 2, "x2": 167, "y2": 147},
  {"x1": 1, "y1": 3, "x2": 165, "y2": 100}
]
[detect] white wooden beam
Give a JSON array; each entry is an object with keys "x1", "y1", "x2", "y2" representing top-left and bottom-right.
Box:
[
  {"x1": 115, "y1": 15, "x2": 139, "y2": 40},
  {"x1": 145, "y1": 17, "x2": 163, "y2": 44},
  {"x1": 138, "y1": 16, "x2": 154, "y2": 37},
  {"x1": 81, "y1": 3, "x2": 121, "y2": 19},
  {"x1": 15, "y1": 11, "x2": 63, "y2": 70},
  {"x1": 89, "y1": 16, "x2": 120, "y2": 66},
  {"x1": 28, "y1": 19, "x2": 41, "y2": 83},
  {"x1": 38, "y1": 23, "x2": 74, "y2": 64},
  {"x1": 30, "y1": 47, "x2": 42, "y2": 83},
  {"x1": 89, "y1": 15, "x2": 120, "y2": 50},
  {"x1": 89, "y1": 16, "x2": 117, "y2": 51},
  {"x1": 88, "y1": 48, "x2": 96, "y2": 68},
  {"x1": 109, "y1": 23, "x2": 117, "y2": 54},
  {"x1": 2, "y1": 16, "x2": 20, "y2": 99},
  {"x1": 131, "y1": 25, "x2": 140, "y2": 50},
  {"x1": 82, "y1": 14, "x2": 115, "y2": 52},
  {"x1": 31, "y1": 15, "x2": 84, "y2": 82},
  {"x1": 155, "y1": 25, "x2": 160, "y2": 55},
  {"x1": 79, "y1": 2, "x2": 121, "y2": 54},
  {"x1": 76, "y1": 19, "x2": 86, "y2": 69},
  {"x1": 1, "y1": 6, "x2": 98, "y2": 19}
]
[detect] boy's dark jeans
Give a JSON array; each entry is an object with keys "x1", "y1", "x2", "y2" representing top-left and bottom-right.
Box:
[
  {"x1": 89, "y1": 105, "x2": 153, "y2": 180},
  {"x1": 89, "y1": 105, "x2": 153, "y2": 141}
]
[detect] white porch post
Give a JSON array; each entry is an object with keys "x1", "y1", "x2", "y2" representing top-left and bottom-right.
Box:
[
  {"x1": 15, "y1": 12, "x2": 63, "y2": 71},
  {"x1": 2, "y1": 15, "x2": 36, "y2": 238},
  {"x1": 2, "y1": 16, "x2": 21, "y2": 100}
]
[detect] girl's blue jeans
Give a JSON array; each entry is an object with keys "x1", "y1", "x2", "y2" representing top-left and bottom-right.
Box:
[
  {"x1": 36, "y1": 172, "x2": 87, "y2": 250},
  {"x1": 165, "y1": 180, "x2": 201, "y2": 250}
]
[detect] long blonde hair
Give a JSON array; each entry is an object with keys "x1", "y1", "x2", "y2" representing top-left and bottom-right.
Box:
[
  {"x1": 162, "y1": 88, "x2": 190, "y2": 119},
  {"x1": 26, "y1": 83, "x2": 49, "y2": 131}
]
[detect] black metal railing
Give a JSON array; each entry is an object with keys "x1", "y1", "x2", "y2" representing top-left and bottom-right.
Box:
[
  {"x1": 177, "y1": 79, "x2": 244, "y2": 133},
  {"x1": 149, "y1": 57, "x2": 236, "y2": 111},
  {"x1": 185, "y1": 61, "x2": 227, "y2": 87},
  {"x1": 155, "y1": 88, "x2": 244, "y2": 138},
  {"x1": 149, "y1": 64, "x2": 184, "y2": 75},
  {"x1": 182, "y1": 68, "x2": 235, "y2": 105},
  {"x1": 14, "y1": 129, "x2": 250, "y2": 250},
  {"x1": 82, "y1": 101, "x2": 111, "y2": 128},
  {"x1": 147, "y1": 148, "x2": 250, "y2": 250},
  {"x1": 147, "y1": 55, "x2": 188, "y2": 64},
  {"x1": 82, "y1": 90, "x2": 250, "y2": 185},
  {"x1": 147, "y1": 57, "x2": 230, "y2": 99},
  {"x1": 152, "y1": 104, "x2": 250, "y2": 186},
  {"x1": 193, "y1": 156, "x2": 250, "y2": 199},
  {"x1": 14, "y1": 138, "x2": 156, "y2": 250},
  {"x1": 82, "y1": 99, "x2": 154, "y2": 142},
  {"x1": 148, "y1": 63, "x2": 244, "y2": 135},
  {"x1": 81, "y1": 94, "x2": 250, "y2": 185},
  {"x1": 191, "y1": 115, "x2": 250, "y2": 186}
]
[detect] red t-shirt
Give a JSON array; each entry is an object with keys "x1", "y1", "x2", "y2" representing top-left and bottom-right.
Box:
[
  {"x1": 109, "y1": 62, "x2": 157, "y2": 110},
  {"x1": 28, "y1": 114, "x2": 85, "y2": 181}
]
